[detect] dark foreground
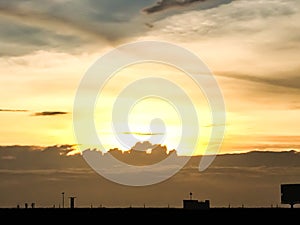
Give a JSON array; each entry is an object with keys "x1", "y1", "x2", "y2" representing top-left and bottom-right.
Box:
[{"x1": 1, "y1": 207, "x2": 299, "y2": 222}]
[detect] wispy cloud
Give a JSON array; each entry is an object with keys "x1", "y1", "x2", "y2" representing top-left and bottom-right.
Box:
[
  {"x1": 122, "y1": 131, "x2": 164, "y2": 136},
  {"x1": 0, "y1": 109, "x2": 70, "y2": 117},
  {"x1": 0, "y1": 109, "x2": 28, "y2": 112},
  {"x1": 217, "y1": 71, "x2": 300, "y2": 91},
  {"x1": 32, "y1": 111, "x2": 69, "y2": 116}
]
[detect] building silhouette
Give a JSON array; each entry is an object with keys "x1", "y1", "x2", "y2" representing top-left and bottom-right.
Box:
[
  {"x1": 183, "y1": 192, "x2": 210, "y2": 209},
  {"x1": 281, "y1": 183, "x2": 300, "y2": 208}
]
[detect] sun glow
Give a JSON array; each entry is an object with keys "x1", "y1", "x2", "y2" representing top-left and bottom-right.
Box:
[{"x1": 90, "y1": 62, "x2": 213, "y2": 156}]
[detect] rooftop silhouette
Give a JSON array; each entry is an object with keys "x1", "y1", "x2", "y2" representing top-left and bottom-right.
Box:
[{"x1": 281, "y1": 184, "x2": 300, "y2": 208}]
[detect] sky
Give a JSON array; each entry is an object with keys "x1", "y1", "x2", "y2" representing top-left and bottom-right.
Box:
[
  {"x1": 0, "y1": 0, "x2": 300, "y2": 155},
  {"x1": 0, "y1": 0, "x2": 300, "y2": 208},
  {"x1": 1, "y1": 0, "x2": 300, "y2": 156}
]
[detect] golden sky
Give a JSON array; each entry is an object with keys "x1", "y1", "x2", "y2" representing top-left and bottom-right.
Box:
[{"x1": 0, "y1": 0, "x2": 300, "y2": 155}]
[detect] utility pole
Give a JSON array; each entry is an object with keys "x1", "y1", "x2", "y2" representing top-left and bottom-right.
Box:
[
  {"x1": 69, "y1": 197, "x2": 76, "y2": 209},
  {"x1": 62, "y1": 192, "x2": 65, "y2": 208}
]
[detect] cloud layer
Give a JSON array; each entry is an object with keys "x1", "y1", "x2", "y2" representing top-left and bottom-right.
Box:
[
  {"x1": 0, "y1": 0, "x2": 152, "y2": 56},
  {"x1": 32, "y1": 111, "x2": 69, "y2": 116},
  {"x1": 0, "y1": 0, "x2": 238, "y2": 56},
  {"x1": 0, "y1": 145, "x2": 299, "y2": 208}
]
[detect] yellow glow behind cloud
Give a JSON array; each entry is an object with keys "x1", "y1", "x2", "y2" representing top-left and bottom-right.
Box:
[{"x1": 92, "y1": 62, "x2": 213, "y2": 155}]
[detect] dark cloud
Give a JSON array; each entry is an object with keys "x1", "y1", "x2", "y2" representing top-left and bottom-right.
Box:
[
  {"x1": 0, "y1": 109, "x2": 70, "y2": 117},
  {"x1": 210, "y1": 150, "x2": 300, "y2": 167},
  {"x1": 0, "y1": 145, "x2": 81, "y2": 170},
  {"x1": 101, "y1": 141, "x2": 175, "y2": 166},
  {"x1": 142, "y1": 0, "x2": 234, "y2": 14},
  {"x1": 142, "y1": 0, "x2": 206, "y2": 14},
  {"x1": 32, "y1": 111, "x2": 69, "y2": 116},
  {"x1": 0, "y1": 144, "x2": 299, "y2": 208},
  {"x1": 0, "y1": 0, "x2": 153, "y2": 56},
  {"x1": 0, "y1": 145, "x2": 300, "y2": 207},
  {"x1": 0, "y1": 109, "x2": 28, "y2": 112}
]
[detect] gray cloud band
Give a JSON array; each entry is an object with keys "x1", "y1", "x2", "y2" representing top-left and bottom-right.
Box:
[
  {"x1": 73, "y1": 40, "x2": 226, "y2": 186},
  {"x1": 143, "y1": 0, "x2": 206, "y2": 14},
  {"x1": 142, "y1": 0, "x2": 235, "y2": 14}
]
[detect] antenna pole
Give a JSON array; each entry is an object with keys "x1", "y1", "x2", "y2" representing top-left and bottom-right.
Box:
[{"x1": 62, "y1": 192, "x2": 65, "y2": 208}]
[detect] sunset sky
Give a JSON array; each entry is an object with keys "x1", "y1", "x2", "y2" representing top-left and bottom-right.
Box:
[
  {"x1": 1, "y1": 0, "x2": 300, "y2": 155},
  {"x1": 1, "y1": 0, "x2": 300, "y2": 208}
]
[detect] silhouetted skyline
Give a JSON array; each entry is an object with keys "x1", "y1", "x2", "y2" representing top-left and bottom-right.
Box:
[{"x1": 0, "y1": 143, "x2": 299, "y2": 208}]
